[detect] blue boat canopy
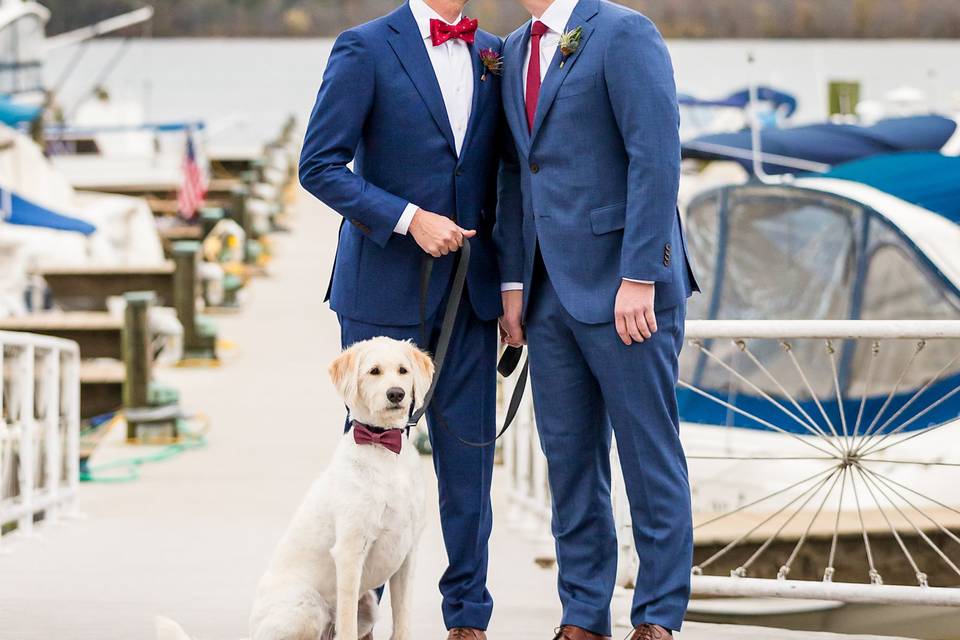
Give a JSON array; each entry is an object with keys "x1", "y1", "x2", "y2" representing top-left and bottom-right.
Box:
[
  {"x1": 679, "y1": 86, "x2": 798, "y2": 117},
  {"x1": 822, "y1": 152, "x2": 960, "y2": 224},
  {"x1": 1, "y1": 189, "x2": 96, "y2": 235},
  {"x1": 683, "y1": 115, "x2": 958, "y2": 175},
  {"x1": 0, "y1": 95, "x2": 42, "y2": 126}
]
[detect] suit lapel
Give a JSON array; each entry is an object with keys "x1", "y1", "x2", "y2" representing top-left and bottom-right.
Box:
[
  {"x1": 458, "y1": 41, "x2": 486, "y2": 161},
  {"x1": 530, "y1": 0, "x2": 599, "y2": 142},
  {"x1": 387, "y1": 6, "x2": 457, "y2": 155},
  {"x1": 506, "y1": 22, "x2": 532, "y2": 158}
]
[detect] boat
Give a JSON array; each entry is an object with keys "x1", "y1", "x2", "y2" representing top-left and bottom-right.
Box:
[{"x1": 675, "y1": 152, "x2": 960, "y2": 638}]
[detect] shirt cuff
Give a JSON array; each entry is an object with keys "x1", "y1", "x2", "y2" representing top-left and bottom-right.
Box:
[
  {"x1": 394, "y1": 203, "x2": 419, "y2": 235},
  {"x1": 623, "y1": 278, "x2": 654, "y2": 284},
  {"x1": 501, "y1": 282, "x2": 524, "y2": 292}
]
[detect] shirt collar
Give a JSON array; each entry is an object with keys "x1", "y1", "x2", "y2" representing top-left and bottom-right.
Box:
[
  {"x1": 533, "y1": 0, "x2": 579, "y2": 35},
  {"x1": 409, "y1": 0, "x2": 463, "y2": 41}
]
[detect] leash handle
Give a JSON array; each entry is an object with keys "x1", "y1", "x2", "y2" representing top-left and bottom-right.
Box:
[{"x1": 408, "y1": 239, "x2": 529, "y2": 448}]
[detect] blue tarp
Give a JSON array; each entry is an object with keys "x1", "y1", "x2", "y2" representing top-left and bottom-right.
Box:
[
  {"x1": 1, "y1": 189, "x2": 96, "y2": 235},
  {"x1": 679, "y1": 86, "x2": 798, "y2": 117},
  {"x1": 0, "y1": 95, "x2": 42, "y2": 126},
  {"x1": 682, "y1": 115, "x2": 958, "y2": 175},
  {"x1": 823, "y1": 152, "x2": 960, "y2": 224}
]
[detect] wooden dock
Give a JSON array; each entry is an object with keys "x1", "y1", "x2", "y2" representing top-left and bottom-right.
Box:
[{"x1": 0, "y1": 189, "x2": 917, "y2": 640}]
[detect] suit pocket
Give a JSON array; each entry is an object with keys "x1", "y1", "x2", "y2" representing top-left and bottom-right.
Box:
[
  {"x1": 589, "y1": 202, "x2": 626, "y2": 235},
  {"x1": 556, "y1": 73, "x2": 598, "y2": 101}
]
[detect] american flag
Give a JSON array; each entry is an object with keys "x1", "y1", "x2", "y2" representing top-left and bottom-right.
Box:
[{"x1": 177, "y1": 130, "x2": 208, "y2": 220}]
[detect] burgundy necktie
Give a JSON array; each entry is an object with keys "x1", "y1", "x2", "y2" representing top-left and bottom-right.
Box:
[
  {"x1": 525, "y1": 21, "x2": 550, "y2": 132},
  {"x1": 353, "y1": 421, "x2": 403, "y2": 454},
  {"x1": 430, "y1": 17, "x2": 479, "y2": 47}
]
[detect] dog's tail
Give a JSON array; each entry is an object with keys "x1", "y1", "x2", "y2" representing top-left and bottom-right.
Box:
[{"x1": 155, "y1": 616, "x2": 194, "y2": 640}]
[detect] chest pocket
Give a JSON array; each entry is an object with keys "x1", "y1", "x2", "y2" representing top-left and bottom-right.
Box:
[{"x1": 556, "y1": 73, "x2": 599, "y2": 101}]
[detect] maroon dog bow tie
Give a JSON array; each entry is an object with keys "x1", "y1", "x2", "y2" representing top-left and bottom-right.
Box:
[
  {"x1": 353, "y1": 421, "x2": 403, "y2": 454},
  {"x1": 430, "y1": 17, "x2": 479, "y2": 47}
]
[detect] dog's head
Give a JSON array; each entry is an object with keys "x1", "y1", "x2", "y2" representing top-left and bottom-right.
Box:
[{"x1": 329, "y1": 337, "x2": 435, "y2": 429}]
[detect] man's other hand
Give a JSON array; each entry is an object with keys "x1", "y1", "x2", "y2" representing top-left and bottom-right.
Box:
[
  {"x1": 409, "y1": 209, "x2": 476, "y2": 257},
  {"x1": 615, "y1": 280, "x2": 657, "y2": 345},
  {"x1": 499, "y1": 290, "x2": 525, "y2": 346}
]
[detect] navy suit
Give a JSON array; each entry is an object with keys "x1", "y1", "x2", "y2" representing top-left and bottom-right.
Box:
[
  {"x1": 496, "y1": 0, "x2": 699, "y2": 633},
  {"x1": 299, "y1": 3, "x2": 506, "y2": 630}
]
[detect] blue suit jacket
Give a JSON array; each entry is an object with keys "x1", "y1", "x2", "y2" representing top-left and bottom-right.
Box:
[
  {"x1": 299, "y1": 4, "x2": 510, "y2": 326},
  {"x1": 495, "y1": 0, "x2": 699, "y2": 325}
]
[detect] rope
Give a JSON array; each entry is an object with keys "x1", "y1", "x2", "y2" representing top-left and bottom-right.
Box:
[
  {"x1": 81, "y1": 413, "x2": 210, "y2": 483},
  {"x1": 782, "y1": 341, "x2": 842, "y2": 441},
  {"x1": 692, "y1": 340, "x2": 844, "y2": 452},
  {"x1": 852, "y1": 340, "x2": 925, "y2": 450},
  {"x1": 849, "y1": 467, "x2": 882, "y2": 584}
]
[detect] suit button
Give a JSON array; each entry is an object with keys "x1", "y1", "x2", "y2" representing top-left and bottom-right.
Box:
[
  {"x1": 530, "y1": 163, "x2": 540, "y2": 174},
  {"x1": 664, "y1": 257, "x2": 671, "y2": 266},
  {"x1": 456, "y1": 167, "x2": 464, "y2": 177}
]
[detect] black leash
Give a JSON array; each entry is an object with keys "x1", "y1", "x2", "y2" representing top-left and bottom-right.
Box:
[{"x1": 407, "y1": 239, "x2": 529, "y2": 448}]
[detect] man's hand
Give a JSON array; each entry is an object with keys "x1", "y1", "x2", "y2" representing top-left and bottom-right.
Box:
[
  {"x1": 409, "y1": 209, "x2": 476, "y2": 257},
  {"x1": 615, "y1": 280, "x2": 657, "y2": 345},
  {"x1": 499, "y1": 290, "x2": 525, "y2": 346}
]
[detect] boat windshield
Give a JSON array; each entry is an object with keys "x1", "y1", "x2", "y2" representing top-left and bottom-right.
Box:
[
  {"x1": 681, "y1": 184, "x2": 960, "y2": 420},
  {"x1": 0, "y1": 13, "x2": 45, "y2": 95}
]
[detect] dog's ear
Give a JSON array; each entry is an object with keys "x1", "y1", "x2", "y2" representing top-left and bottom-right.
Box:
[
  {"x1": 407, "y1": 343, "x2": 435, "y2": 409},
  {"x1": 329, "y1": 343, "x2": 362, "y2": 404}
]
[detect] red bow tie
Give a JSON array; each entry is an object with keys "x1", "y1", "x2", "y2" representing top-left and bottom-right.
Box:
[
  {"x1": 430, "y1": 17, "x2": 479, "y2": 47},
  {"x1": 353, "y1": 421, "x2": 403, "y2": 454}
]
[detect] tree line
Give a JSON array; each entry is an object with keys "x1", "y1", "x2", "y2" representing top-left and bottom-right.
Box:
[{"x1": 45, "y1": 0, "x2": 960, "y2": 38}]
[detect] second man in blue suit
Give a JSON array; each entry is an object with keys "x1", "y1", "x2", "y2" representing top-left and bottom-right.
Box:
[{"x1": 496, "y1": 0, "x2": 700, "y2": 639}]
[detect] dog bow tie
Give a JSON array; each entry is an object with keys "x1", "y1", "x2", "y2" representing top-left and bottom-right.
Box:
[
  {"x1": 430, "y1": 17, "x2": 479, "y2": 47},
  {"x1": 353, "y1": 421, "x2": 403, "y2": 454}
]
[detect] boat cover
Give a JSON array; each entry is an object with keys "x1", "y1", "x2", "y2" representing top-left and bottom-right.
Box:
[
  {"x1": 683, "y1": 115, "x2": 958, "y2": 174},
  {"x1": 1, "y1": 188, "x2": 96, "y2": 235},
  {"x1": 679, "y1": 86, "x2": 798, "y2": 117},
  {"x1": 0, "y1": 95, "x2": 42, "y2": 126},
  {"x1": 822, "y1": 152, "x2": 960, "y2": 224}
]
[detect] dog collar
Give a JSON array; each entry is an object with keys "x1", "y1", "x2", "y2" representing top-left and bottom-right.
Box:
[{"x1": 352, "y1": 421, "x2": 403, "y2": 454}]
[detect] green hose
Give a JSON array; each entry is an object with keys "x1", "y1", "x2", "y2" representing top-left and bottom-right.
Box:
[{"x1": 80, "y1": 419, "x2": 208, "y2": 484}]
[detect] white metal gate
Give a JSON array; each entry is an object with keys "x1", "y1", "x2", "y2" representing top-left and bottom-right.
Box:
[
  {"x1": 500, "y1": 320, "x2": 960, "y2": 606},
  {"x1": 1, "y1": 330, "x2": 81, "y2": 549}
]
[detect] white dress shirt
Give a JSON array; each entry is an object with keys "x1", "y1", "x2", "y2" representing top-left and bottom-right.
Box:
[
  {"x1": 513, "y1": 0, "x2": 652, "y2": 288},
  {"x1": 394, "y1": 0, "x2": 474, "y2": 236}
]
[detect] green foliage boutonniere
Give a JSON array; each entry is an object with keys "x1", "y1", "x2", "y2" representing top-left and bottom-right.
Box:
[{"x1": 558, "y1": 26, "x2": 583, "y2": 68}]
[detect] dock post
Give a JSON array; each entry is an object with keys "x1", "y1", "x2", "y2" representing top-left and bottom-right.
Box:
[
  {"x1": 122, "y1": 291, "x2": 154, "y2": 440},
  {"x1": 172, "y1": 241, "x2": 217, "y2": 361}
]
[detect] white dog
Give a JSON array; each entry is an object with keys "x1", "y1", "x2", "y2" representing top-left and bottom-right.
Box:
[{"x1": 159, "y1": 337, "x2": 433, "y2": 640}]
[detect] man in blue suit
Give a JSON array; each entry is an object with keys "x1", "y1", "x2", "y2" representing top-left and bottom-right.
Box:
[
  {"x1": 495, "y1": 1, "x2": 699, "y2": 638},
  {"x1": 299, "y1": 1, "x2": 516, "y2": 637}
]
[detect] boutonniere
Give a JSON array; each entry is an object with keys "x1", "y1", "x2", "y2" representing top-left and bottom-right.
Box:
[
  {"x1": 558, "y1": 26, "x2": 583, "y2": 68},
  {"x1": 479, "y1": 48, "x2": 503, "y2": 81}
]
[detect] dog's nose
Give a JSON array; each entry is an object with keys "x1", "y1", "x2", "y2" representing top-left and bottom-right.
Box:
[{"x1": 386, "y1": 387, "x2": 406, "y2": 404}]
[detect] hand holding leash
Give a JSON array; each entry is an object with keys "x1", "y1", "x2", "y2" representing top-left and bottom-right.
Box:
[{"x1": 409, "y1": 208, "x2": 476, "y2": 257}]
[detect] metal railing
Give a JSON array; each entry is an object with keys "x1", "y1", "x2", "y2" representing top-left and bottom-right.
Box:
[
  {"x1": 1, "y1": 330, "x2": 81, "y2": 550},
  {"x1": 499, "y1": 320, "x2": 960, "y2": 606}
]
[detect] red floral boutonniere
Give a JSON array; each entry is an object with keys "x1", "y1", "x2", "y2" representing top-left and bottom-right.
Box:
[
  {"x1": 479, "y1": 48, "x2": 503, "y2": 81},
  {"x1": 558, "y1": 26, "x2": 583, "y2": 68}
]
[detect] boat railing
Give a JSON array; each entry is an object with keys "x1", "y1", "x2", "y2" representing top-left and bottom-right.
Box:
[
  {"x1": 0, "y1": 330, "x2": 81, "y2": 551},
  {"x1": 499, "y1": 320, "x2": 960, "y2": 607}
]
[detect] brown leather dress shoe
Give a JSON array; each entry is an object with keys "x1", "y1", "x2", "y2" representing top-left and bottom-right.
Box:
[
  {"x1": 631, "y1": 624, "x2": 672, "y2": 639},
  {"x1": 447, "y1": 628, "x2": 487, "y2": 640},
  {"x1": 552, "y1": 625, "x2": 611, "y2": 640},
  {"x1": 360, "y1": 634, "x2": 373, "y2": 640}
]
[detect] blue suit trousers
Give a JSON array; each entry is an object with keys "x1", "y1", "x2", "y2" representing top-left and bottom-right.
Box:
[
  {"x1": 338, "y1": 287, "x2": 498, "y2": 630},
  {"x1": 525, "y1": 266, "x2": 693, "y2": 634}
]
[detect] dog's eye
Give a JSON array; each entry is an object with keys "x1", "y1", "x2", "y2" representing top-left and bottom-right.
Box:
[
  {"x1": 398, "y1": 366, "x2": 408, "y2": 375},
  {"x1": 369, "y1": 367, "x2": 381, "y2": 376}
]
